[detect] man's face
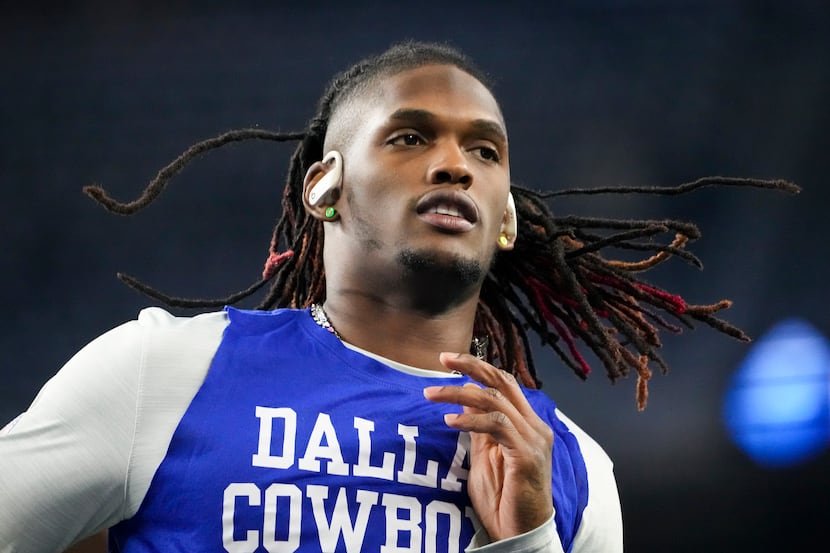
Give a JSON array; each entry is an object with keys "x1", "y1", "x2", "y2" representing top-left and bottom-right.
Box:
[{"x1": 323, "y1": 64, "x2": 511, "y2": 289}]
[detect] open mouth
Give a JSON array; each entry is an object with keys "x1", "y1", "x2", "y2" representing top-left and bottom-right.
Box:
[
  {"x1": 415, "y1": 189, "x2": 479, "y2": 232},
  {"x1": 428, "y1": 204, "x2": 465, "y2": 218}
]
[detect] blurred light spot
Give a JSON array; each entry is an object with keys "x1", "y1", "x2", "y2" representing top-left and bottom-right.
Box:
[{"x1": 723, "y1": 319, "x2": 830, "y2": 468}]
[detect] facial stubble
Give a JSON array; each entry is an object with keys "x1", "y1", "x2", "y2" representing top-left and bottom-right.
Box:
[{"x1": 345, "y1": 188, "x2": 495, "y2": 310}]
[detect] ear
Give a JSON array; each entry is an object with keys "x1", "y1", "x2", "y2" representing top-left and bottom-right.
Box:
[
  {"x1": 497, "y1": 191, "x2": 517, "y2": 250},
  {"x1": 303, "y1": 151, "x2": 343, "y2": 219}
]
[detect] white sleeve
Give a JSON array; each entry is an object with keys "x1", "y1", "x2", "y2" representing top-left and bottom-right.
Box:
[
  {"x1": 557, "y1": 410, "x2": 624, "y2": 553},
  {"x1": 0, "y1": 308, "x2": 228, "y2": 553},
  {"x1": 467, "y1": 514, "x2": 564, "y2": 553},
  {"x1": 0, "y1": 319, "x2": 144, "y2": 553}
]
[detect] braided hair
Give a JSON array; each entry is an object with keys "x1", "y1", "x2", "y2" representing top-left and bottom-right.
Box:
[{"x1": 83, "y1": 41, "x2": 799, "y2": 409}]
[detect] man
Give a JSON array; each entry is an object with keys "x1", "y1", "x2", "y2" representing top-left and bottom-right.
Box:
[{"x1": 6, "y1": 40, "x2": 791, "y2": 552}]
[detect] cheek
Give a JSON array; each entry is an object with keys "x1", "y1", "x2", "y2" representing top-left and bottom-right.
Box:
[
  {"x1": 345, "y1": 165, "x2": 410, "y2": 211},
  {"x1": 342, "y1": 178, "x2": 408, "y2": 235}
]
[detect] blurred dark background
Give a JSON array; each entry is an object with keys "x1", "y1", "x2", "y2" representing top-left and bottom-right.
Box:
[{"x1": 2, "y1": 2, "x2": 828, "y2": 551}]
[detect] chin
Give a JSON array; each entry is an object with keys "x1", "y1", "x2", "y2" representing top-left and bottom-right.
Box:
[{"x1": 396, "y1": 248, "x2": 484, "y2": 287}]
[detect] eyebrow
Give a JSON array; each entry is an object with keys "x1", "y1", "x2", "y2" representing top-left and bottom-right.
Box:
[{"x1": 388, "y1": 108, "x2": 508, "y2": 143}]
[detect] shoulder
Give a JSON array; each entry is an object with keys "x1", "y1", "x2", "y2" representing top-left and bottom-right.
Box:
[
  {"x1": 552, "y1": 408, "x2": 613, "y2": 472},
  {"x1": 118, "y1": 308, "x2": 233, "y2": 515},
  {"x1": 519, "y1": 389, "x2": 612, "y2": 468},
  {"x1": 135, "y1": 305, "x2": 230, "y2": 335},
  {"x1": 42, "y1": 307, "x2": 231, "y2": 409},
  {"x1": 0, "y1": 307, "x2": 234, "y2": 546},
  {"x1": 132, "y1": 307, "x2": 231, "y2": 361},
  {"x1": 0, "y1": 307, "x2": 227, "y2": 551},
  {"x1": 222, "y1": 305, "x2": 307, "y2": 334},
  {"x1": 7, "y1": 307, "x2": 230, "y2": 425},
  {"x1": 2, "y1": 306, "x2": 232, "y2": 464},
  {"x1": 553, "y1": 409, "x2": 623, "y2": 553},
  {"x1": 37, "y1": 307, "x2": 232, "y2": 385}
]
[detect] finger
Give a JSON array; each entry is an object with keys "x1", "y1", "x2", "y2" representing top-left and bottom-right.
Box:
[
  {"x1": 445, "y1": 411, "x2": 549, "y2": 467},
  {"x1": 424, "y1": 383, "x2": 541, "y2": 449},
  {"x1": 439, "y1": 385, "x2": 520, "y2": 438},
  {"x1": 424, "y1": 383, "x2": 522, "y2": 422},
  {"x1": 437, "y1": 353, "x2": 555, "y2": 444},
  {"x1": 431, "y1": 353, "x2": 554, "y2": 440},
  {"x1": 445, "y1": 413, "x2": 519, "y2": 449},
  {"x1": 438, "y1": 352, "x2": 540, "y2": 422}
]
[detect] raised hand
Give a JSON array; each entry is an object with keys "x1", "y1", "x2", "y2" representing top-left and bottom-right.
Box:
[{"x1": 423, "y1": 352, "x2": 554, "y2": 541}]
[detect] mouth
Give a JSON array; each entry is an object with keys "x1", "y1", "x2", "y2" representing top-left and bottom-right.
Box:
[{"x1": 415, "y1": 189, "x2": 479, "y2": 233}]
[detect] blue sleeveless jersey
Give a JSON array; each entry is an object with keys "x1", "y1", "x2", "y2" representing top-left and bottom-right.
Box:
[{"x1": 109, "y1": 308, "x2": 588, "y2": 552}]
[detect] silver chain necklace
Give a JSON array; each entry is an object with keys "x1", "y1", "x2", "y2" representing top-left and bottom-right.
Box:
[
  {"x1": 309, "y1": 303, "x2": 488, "y2": 360},
  {"x1": 310, "y1": 303, "x2": 341, "y2": 339}
]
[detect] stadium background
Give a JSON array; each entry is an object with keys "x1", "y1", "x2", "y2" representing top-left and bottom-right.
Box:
[{"x1": 2, "y1": 2, "x2": 828, "y2": 550}]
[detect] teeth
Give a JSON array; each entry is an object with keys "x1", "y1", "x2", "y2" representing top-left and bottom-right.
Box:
[{"x1": 430, "y1": 204, "x2": 461, "y2": 217}]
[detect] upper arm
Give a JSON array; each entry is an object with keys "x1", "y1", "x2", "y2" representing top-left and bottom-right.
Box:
[
  {"x1": 0, "y1": 320, "x2": 144, "y2": 553},
  {"x1": 0, "y1": 308, "x2": 230, "y2": 553}
]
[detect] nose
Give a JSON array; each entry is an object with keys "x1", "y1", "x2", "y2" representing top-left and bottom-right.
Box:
[{"x1": 427, "y1": 143, "x2": 472, "y2": 187}]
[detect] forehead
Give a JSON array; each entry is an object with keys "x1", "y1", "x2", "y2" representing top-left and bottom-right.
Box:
[
  {"x1": 372, "y1": 64, "x2": 504, "y2": 126},
  {"x1": 326, "y1": 64, "x2": 506, "y2": 148}
]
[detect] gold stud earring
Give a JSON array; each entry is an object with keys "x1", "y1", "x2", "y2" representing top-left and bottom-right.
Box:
[{"x1": 498, "y1": 234, "x2": 510, "y2": 247}]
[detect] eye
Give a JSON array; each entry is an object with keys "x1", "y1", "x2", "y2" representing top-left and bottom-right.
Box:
[
  {"x1": 474, "y1": 146, "x2": 500, "y2": 163},
  {"x1": 389, "y1": 133, "x2": 425, "y2": 146}
]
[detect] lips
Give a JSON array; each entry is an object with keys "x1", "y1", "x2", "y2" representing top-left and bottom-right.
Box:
[{"x1": 415, "y1": 189, "x2": 479, "y2": 233}]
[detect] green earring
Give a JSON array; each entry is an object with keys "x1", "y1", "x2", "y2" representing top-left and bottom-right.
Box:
[{"x1": 324, "y1": 206, "x2": 336, "y2": 219}]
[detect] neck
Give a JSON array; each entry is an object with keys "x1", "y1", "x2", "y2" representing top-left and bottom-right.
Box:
[{"x1": 321, "y1": 290, "x2": 480, "y2": 373}]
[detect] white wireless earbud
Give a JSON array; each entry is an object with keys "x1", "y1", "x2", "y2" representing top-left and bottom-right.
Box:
[
  {"x1": 497, "y1": 192, "x2": 517, "y2": 249},
  {"x1": 503, "y1": 192, "x2": 517, "y2": 240},
  {"x1": 308, "y1": 151, "x2": 343, "y2": 207}
]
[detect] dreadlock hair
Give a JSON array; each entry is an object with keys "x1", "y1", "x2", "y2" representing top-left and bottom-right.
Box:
[{"x1": 83, "y1": 41, "x2": 800, "y2": 410}]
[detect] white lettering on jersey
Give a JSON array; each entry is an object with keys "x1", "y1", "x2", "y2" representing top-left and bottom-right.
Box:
[
  {"x1": 263, "y1": 483, "x2": 302, "y2": 553},
  {"x1": 440, "y1": 432, "x2": 470, "y2": 492},
  {"x1": 307, "y1": 485, "x2": 379, "y2": 553},
  {"x1": 251, "y1": 408, "x2": 459, "y2": 489},
  {"x1": 381, "y1": 493, "x2": 423, "y2": 553},
  {"x1": 426, "y1": 501, "x2": 462, "y2": 553},
  {"x1": 223, "y1": 484, "x2": 472, "y2": 553},
  {"x1": 252, "y1": 407, "x2": 297, "y2": 469},
  {"x1": 298, "y1": 413, "x2": 349, "y2": 475},
  {"x1": 223, "y1": 483, "x2": 260, "y2": 553},
  {"x1": 397, "y1": 424, "x2": 439, "y2": 489},
  {"x1": 353, "y1": 416, "x2": 396, "y2": 481}
]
